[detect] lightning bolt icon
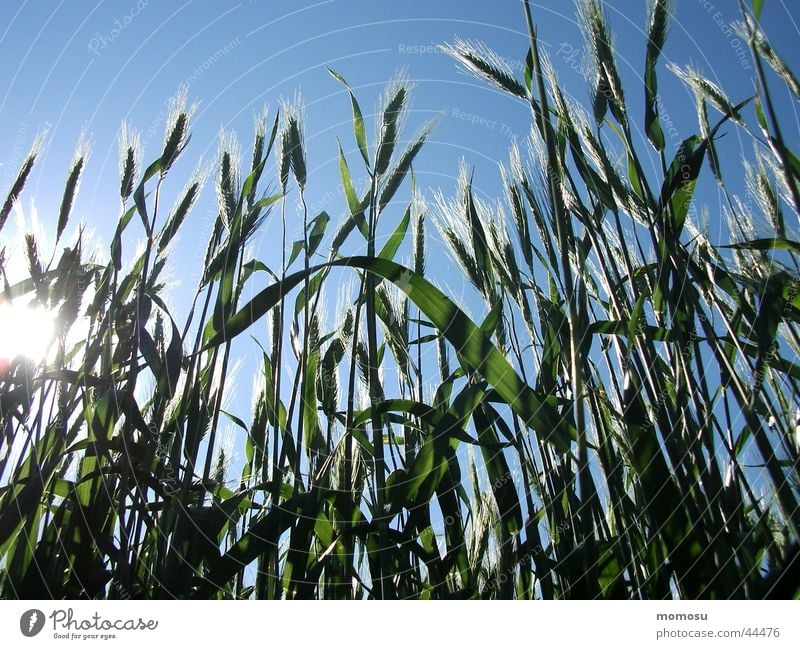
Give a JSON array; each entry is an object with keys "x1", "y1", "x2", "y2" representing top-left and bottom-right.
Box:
[{"x1": 28, "y1": 611, "x2": 38, "y2": 632}]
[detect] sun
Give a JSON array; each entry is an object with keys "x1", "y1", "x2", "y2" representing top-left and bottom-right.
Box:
[{"x1": 0, "y1": 301, "x2": 57, "y2": 363}]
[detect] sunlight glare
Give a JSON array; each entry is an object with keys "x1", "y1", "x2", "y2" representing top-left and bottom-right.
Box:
[{"x1": 0, "y1": 302, "x2": 57, "y2": 362}]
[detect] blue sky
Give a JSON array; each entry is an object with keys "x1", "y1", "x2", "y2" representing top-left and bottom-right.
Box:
[
  {"x1": 1, "y1": 0, "x2": 799, "y2": 492},
  {"x1": 2, "y1": 1, "x2": 798, "y2": 281}
]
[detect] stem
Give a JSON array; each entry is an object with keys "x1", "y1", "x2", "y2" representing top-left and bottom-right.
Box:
[
  {"x1": 294, "y1": 190, "x2": 310, "y2": 493},
  {"x1": 365, "y1": 172, "x2": 390, "y2": 599}
]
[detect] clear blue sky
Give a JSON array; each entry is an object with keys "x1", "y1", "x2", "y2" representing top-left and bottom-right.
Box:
[
  {"x1": 2, "y1": 1, "x2": 798, "y2": 282},
  {"x1": 1, "y1": 0, "x2": 798, "y2": 489}
]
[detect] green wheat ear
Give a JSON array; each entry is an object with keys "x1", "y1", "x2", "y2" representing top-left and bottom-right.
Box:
[
  {"x1": 160, "y1": 89, "x2": 194, "y2": 175},
  {"x1": 56, "y1": 134, "x2": 89, "y2": 243},
  {"x1": 1, "y1": 0, "x2": 800, "y2": 601},
  {"x1": 0, "y1": 131, "x2": 45, "y2": 233}
]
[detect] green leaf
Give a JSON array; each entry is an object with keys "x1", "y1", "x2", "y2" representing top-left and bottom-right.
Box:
[
  {"x1": 378, "y1": 205, "x2": 410, "y2": 261},
  {"x1": 752, "y1": 273, "x2": 787, "y2": 388},
  {"x1": 328, "y1": 68, "x2": 370, "y2": 170},
  {"x1": 473, "y1": 405, "x2": 523, "y2": 536},
  {"x1": 401, "y1": 437, "x2": 449, "y2": 505},
  {"x1": 293, "y1": 269, "x2": 326, "y2": 317},
  {"x1": 590, "y1": 318, "x2": 675, "y2": 342},
  {"x1": 643, "y1": 62, "x2": 664, "y2": 151},
  {"x1": 523, "y1": 47, "x2": 533, "y2": 93},
  {"x1": 659, "y1": 135, "x2": 706, "y2": 236},
  {"x1": 288, "y1": 211, "x2": 330, "y2": 267},
  {"x1": 111, "y1": 205, "x2": 137, "y2": 271},
  {"x1": 351, "y1": 398, "x2": 503, "y2": 448},
  {"x1": 754, "y1": 93, "x2": 769, "y2": 132},
  {"x1": 337, "y1": 141, "x2": 362, "y2": 218},
  {"x1": 303, "y1": 348, "x2": 325, "y2": 455},
  {"x1": 133, "y1": 159, "x2": 163, "y2": 235},
  {"x1": 479, "y1": 300, "x2": 503, "y2": 337},
  {"x1": 194, "y1": 492, "x2": 312, "y2": 597},
  {"x1": 203, "y1": 257, "x2": 573, "y2": 449},
  {"x1": 627, "y1": 153, "x2": 644, "y2": 199},
  {"x1": 723, "y1": 237, "x2": 800, "y2": 254},
  {"x1": 220, "y1": 409, "x2": 249, "y2": 433}
]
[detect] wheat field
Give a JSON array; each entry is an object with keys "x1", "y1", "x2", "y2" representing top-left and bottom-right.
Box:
[{"x1": 0, "y1": 0, "x2": 798, "y2": 599}]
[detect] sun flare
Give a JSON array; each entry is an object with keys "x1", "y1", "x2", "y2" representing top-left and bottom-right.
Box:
[{"x1": 0, "y1": 302, "x2": 57, "y2": 362}]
